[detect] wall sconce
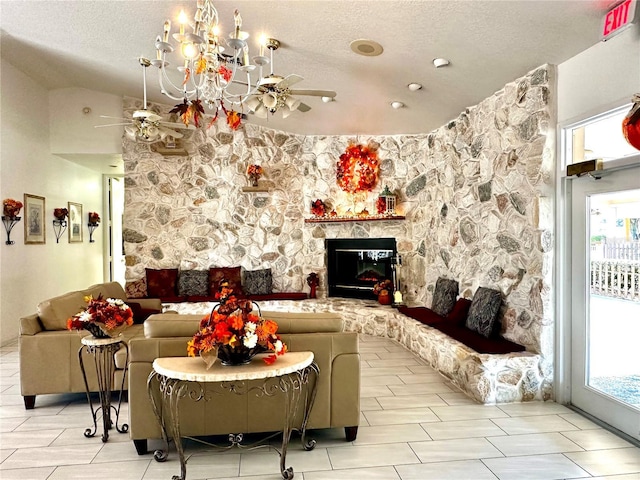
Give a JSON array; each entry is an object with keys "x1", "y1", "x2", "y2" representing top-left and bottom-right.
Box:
[
  {"x1": 53, "y1": 208, "x2": 69, "y2": 243},
  {"x1": 2, "y1": 215, "x2": 21, "y2": 245},
  {"x1": 87, "y1": 212, "x2": 101, "y2": 243}
]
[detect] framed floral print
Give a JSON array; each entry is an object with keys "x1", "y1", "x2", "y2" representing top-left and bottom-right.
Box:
[
  {"x1": 68, "y1": 202, "x2": 83, "y2": 243},
  {"x1": 24, "y1": 194, "x2": 46, "y2": 244}
]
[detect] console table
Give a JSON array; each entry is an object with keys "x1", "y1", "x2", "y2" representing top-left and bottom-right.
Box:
[
  {"x1": 78, "y1": 335, "x2": 129, "y2": 442},
  {"x1": 147, "y1": 351, "x2": 319, "y2": 480}
]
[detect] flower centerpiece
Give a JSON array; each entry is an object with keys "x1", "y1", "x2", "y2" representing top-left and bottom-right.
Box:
[
  {"x1": 67, "y1": 295, "x2": 134, "y2": 338},
  {"x1": 88, "y1": 212, "x2": 101, "y2": 225},
  {"x1": 373, "y1": 279, "x2": 393, "y2": 305},
  {"x1": 188, "y1": 289, "x2": 287, "y2": 367},
  {"x1": 54, "y1": 208, "x2": 69, "y2": 221},
  {"x1": 3, "y1": 198, "x2": 23, "y2": 218},
  {"x1": 246, "y1": 164, "x2": 264, "y2": 187}
]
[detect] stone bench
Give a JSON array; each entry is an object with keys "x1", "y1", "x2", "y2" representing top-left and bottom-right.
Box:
[{"x1": 163, "y1": 298, "x2": 547, "y2": 404}]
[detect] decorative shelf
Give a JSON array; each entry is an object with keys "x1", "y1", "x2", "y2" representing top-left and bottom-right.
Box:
[
  {"x1": 241, "y1": 186, "x2": 270, "y2": 193},
  {"x1": 304, "y1": 215, "x2": 406, "y2": 224}
]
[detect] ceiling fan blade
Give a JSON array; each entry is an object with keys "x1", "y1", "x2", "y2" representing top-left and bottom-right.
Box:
[
  {"x1": 289, "y1": 89, "x2": 336, "y2": 98},
  {"x1": 297, "y1": 102, "x2": 311, "y2": 113},
  {"x1": 278, "y1": 74, "x2": 304, "y2": 89},
  {"x1": 99, "y1": 115, "x2": 129, "y2": 121},
  {"x1": 158, "y1": 126, "x2": 184, "y2": 139},
  {"x1": 159, "y1": 121, "x2": 196, "y2": 130},
  {"x1": 95, "y1": 122, "x2": 131, "y2": 128}
]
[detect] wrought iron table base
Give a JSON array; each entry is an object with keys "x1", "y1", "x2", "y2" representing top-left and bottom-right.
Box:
[
  {"x1": 78, "y1": 339, "x2": 129, "y2": 442},
  {"x1": 148, "y1": 361, "x2": 319, "y2": 480}
]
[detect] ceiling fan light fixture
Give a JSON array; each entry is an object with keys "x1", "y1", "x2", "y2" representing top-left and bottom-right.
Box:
[
  {"x1": 245, "y1": 95, "x2": 261, "y2": 112},
  {"x1": 285, "y1": 96, "x2": 301, "y2": 111},
  {"x1": 255, "y1": 105, "x2": 269, "y2": 119},
  {"x1": 262, "y1": 92, "x2": 278, "y2": 109}
]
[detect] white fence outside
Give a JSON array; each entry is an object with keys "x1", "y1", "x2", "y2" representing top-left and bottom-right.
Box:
[{"x1": 591, "y1": 259, "x2": 640, "y2": 301}]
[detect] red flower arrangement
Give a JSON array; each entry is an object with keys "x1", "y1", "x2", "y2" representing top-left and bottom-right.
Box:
[
  {"x1": 372, "y1": 279, "x2": 393, "y2": 296},
  {"x1": 3, "y1": 198, "x2": 23, "y2": 218},
  {"x1": 336, "y1": 142, "x2": 380, "y2": 193},
  {"x1": 67, "y1": 295, "x2": 134, "y2": 336},
  {"x1": 311, "y1": 199, "x2": 326, "y2": 217},
  {"x1": 88, "y1": 212, "x2": 101, "y2": 224},
  {"x1": 375, "y1": 196, "x2": 387, "y2": 215},
  {"x1": 54, "y1": 208, "x2": 69, "y2": 221},
  {"x1": 247, "y1": 164, "x2": 263, "y2": 181},
  {"x1": 188, "y1": 295, "x2": 287, "y2": 366}
]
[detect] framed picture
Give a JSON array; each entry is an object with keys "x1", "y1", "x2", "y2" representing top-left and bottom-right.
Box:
[
  {"x1": 68, "y1": 202, "x2": 83, "y2": 243},
  {"x1": 24, "y1": 194, "x2": 46, "y2": 244}
]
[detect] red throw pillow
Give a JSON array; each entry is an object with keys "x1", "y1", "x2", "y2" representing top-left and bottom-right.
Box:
[
  {"x1": 447, "y1": 297, "x2": 473, "y2": 326},
  {"x1": 145, "y1": 268, "x2": 179, "y2": 299},
  {"x1": 209, "y1": 266, "x2": 244, "y2": 299}
]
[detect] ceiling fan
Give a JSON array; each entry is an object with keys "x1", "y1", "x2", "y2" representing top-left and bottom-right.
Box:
[
  {"x1": 95, "y1": 58, "x2": 194, "y2": 143},
  {"x1": 243, "y1": 38, "x2": 336, "y2": 119}
]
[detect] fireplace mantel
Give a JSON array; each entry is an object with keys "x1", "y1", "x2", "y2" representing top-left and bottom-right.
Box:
[{"x1": 304, "y1": 215, "x2": 405, "y2": 224}]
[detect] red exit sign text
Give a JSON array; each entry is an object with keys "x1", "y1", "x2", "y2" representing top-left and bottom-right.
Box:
[{"x1": 602, "y1": 0, "x2": 637, "y2": 40}]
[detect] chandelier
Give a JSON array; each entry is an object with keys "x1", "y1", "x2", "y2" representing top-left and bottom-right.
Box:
[{"x1": 151, "y1": 0, "x2": 270, "y2": 127}]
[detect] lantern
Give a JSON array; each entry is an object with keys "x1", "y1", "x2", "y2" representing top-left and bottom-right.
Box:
[{"x1": 378, "y1": 185, "x2": 396, "y2": 215}]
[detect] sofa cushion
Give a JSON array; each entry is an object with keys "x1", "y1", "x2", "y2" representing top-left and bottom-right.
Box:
[
  {"x1": 125, "y1": 278, "x2": 147, "y2": 299},
  {"x1": 465, "y1": 287, "x2": 502, "y2": 338},
  {"x1": 209, "y1": 266, "x2": 243, "y2": 298},
  {"x1": 178, "y1": 270, "x2": 209, "y2": 297},
  {"x1": 397, "y1": 306, "x2": 447, "y2": 326},
  {"x1": 242, "y1": 268, "x2": 273, "y2": 296},
  {"x1": 146, "y1": 268, "x2": 179, "y2": 299},
  {"x1": 89, "y1": 281, "x2": 128, "y2": 301},
  {"x1": 447, "y1": 298, "x2": 473, "y2": 325},
  {"x1": 37, "y1": 291, "x2": 87, "y2": 331},
  {"x1": 434, "y1": 322, "x2": 526, "y2": 354},
  {"x1": 431, "y1": 277, "x2": 459, "y2": 317}
]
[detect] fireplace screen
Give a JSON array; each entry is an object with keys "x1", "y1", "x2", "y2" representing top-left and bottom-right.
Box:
[{"x1": 326, "y1": 238, "x2": 397, "y2": 299}]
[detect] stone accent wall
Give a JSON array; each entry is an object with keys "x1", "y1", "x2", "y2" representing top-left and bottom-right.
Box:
[{"x1": 123, "y1": 65, "x2": 555, "y2": 390}]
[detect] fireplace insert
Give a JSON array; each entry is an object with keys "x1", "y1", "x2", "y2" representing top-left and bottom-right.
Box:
[{"x1": 326, "y1": 238, "x2": 397, "y2": 299}]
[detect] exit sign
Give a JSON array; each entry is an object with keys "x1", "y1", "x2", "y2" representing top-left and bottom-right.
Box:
[{"x1": 602, "y1": 0, "x2": 637, "y2": 40}]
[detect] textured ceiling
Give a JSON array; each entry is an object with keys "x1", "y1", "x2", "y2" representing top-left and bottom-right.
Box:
[{"x1": 1, "y1": 0, "x2": 609, "y2": 136}]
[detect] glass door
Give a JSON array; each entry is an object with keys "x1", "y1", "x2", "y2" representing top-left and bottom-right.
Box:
[{"x1": 570, "y1": 166, "x2": 640, "y2": 440}]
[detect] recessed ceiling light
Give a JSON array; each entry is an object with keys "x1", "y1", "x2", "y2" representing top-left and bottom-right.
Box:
[
  {"x1": 433, "y1": 58, "x2": 450, "y2": 68},
  {"x1": 321, "y1": 96, "x2": 333, "y2": 103},
  {"x1": 408, "y1": 83, "x2": 422, "y2": 91},
  {"x1": 350, "y1": 39, "x2": 384, "y2": 57},
  {"x1": 391, "y1": 101, "x2": 404, "y2": 109}
]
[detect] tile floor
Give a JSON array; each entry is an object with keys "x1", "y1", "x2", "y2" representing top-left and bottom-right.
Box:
[{"x1": 1, "y1": 335, "x2": 640, "y2": 479}]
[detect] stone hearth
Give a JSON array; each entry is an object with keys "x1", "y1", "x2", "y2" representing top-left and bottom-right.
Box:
[{"x1": 164, "y1": 298, "x2": 547, "y2": 404}]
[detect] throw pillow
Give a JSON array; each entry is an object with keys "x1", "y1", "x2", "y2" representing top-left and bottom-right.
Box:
[
  {"x1": 145, "y1": 268, "x2": 179, "y2": 299},
  {"x1": 125, "y1": 278, "x2": 147, "y2": 299},
  {"x1": 178, "y1": 270, "x2": 209, "y2": 297},
  {"x1": 465, "y1": 287, "x2": 502, "y2": 338},
  {"x1": 243, "y1": 268, "x2": 273, "y2": 296},
  {"x1": 431, "y1": 277, "x2": 459, "y2": 317},
  {"x1": 209, "y1": 266, "x2": 243, "y2": 298}
]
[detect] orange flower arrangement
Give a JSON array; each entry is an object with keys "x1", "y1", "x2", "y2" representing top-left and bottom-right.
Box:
[
  {"x1": 188, "y1": 295, "x2": 287, "y2": 365},
  {"x1": 336, "y1": 142, "x2": 380, "y2": 193},
  {"x1": 88, "y1": 212, "x2": 101, "y2": 224},
  {"x1": 67, "y1": 295, "x2": 134, "y2": 335},
  {"x1": 311, "y1": 199, "x2": 326, "y2": 217}
]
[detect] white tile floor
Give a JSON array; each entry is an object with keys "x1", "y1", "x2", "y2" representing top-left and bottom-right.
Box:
[{"x1": 1, "y1": 335, "x2": 640, "y2": 480}]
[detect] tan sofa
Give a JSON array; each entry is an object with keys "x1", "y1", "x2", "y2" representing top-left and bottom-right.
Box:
[
  {"x1": 19, "y1": 282, "x2": 162, "y2": 409},
  {"x1": 127, "y1": 311, "x2": 360, "y2": 455}
]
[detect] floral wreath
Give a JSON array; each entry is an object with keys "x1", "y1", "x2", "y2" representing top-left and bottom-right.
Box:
[{"x1": 336, "y1": 142, "x2": 380, "y2": 193}]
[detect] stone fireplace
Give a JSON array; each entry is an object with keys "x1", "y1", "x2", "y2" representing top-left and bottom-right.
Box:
[{"x1": 326, "y1": 238, "x2": 397, "y2": 299}]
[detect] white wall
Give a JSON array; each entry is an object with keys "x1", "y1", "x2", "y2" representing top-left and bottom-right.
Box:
[
  {"x1": 558, "y1": 27, "x2": 640, "y2": 125},
  {"x1": 49, "y1": 87, "x2": 123, "y2": 155},
  {"x1": 0, "y1": 59, "x2": 106, "y2": 345}
]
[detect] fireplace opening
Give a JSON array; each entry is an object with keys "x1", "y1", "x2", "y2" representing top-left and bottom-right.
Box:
[{"x1": 326, "y1": 238, "x2": 397, "y2": 299}]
